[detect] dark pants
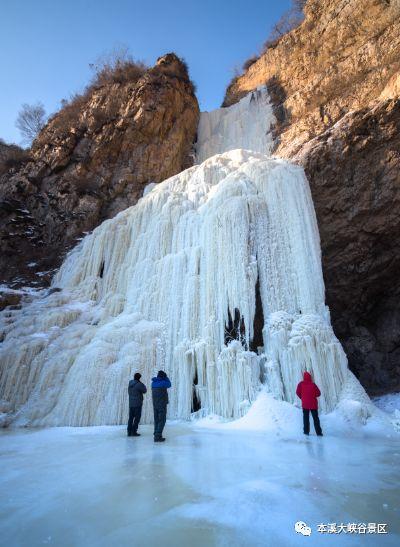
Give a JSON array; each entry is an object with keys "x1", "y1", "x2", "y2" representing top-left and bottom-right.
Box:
[
  {"x1": 153, "y1": 407, "x2": 167, "y2": 439},
  {"x1": 127, "y1": 406, "x2": 142, "y2": 435},
  {"x1": 303, "y1": 409, "x2": 322, "y2": 435}
]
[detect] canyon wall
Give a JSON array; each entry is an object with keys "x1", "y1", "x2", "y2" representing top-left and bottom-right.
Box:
[
  {"x1": 0, "y1": 54, "x2": 199, "y2": 286},
  {"x1": 224, "y1": 0, "x2": 400, "y2": 394}
]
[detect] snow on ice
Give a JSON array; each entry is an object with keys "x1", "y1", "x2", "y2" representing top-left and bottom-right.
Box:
[{"x1": 0, "y1": 424, "x2": 399, "y2": 546}]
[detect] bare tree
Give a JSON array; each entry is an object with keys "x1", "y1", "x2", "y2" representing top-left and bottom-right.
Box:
[
  {"x1": 263, "y1": 0, "x2": 306, "y2": 51},
  {"x1": 292, "y1": 0, "x2": 307, "y2": 11},
  {"x1": 16, "y1": 102, "x2": 47, "y2": 145}
]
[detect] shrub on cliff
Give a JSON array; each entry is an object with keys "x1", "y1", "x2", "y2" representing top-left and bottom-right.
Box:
[
  {"x1": 44, "y1": 93, "x2": 88, "y2": 138},
  {"x1": 0, "y1": 144, "x2": 30, "y2": 175},
  {"x1": 262, "y1": 0, "x2": 306, "y2": 51},
  {"x1": 40, "y1": 48, "x2": 148, "y2": 139},
  {"x1": 89, "y1": 46, "x2": 148, "y2": 88},
  {"x1": 242, "y1": 56, "x2": 259, "y2": 71}
]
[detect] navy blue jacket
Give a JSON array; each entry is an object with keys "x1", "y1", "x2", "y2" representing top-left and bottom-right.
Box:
[
  {"x1": 151, "y1": 376, "x2": 171, "y2": 409},
  {"x1": 128, "y1": 380, "x2": 147, "y2": 407}
]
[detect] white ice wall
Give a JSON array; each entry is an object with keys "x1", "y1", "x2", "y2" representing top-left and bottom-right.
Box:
[
  {"x1": 0, "y1": 150, "x2": 349, "y2": 426},
  {"x1": 0, "y1": 88, "x2": 364, "y2": 427},
  {"x1": 195, "y1": 87, "x2": 275, "y2": 163}
]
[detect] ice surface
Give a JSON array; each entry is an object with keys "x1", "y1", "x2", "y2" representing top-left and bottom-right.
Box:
[
  {"x1": 374, "y1": 393, "x2": 400, "y2": 415},
  {"x1": 0, "y1": 424, "x2": 399, "y2": 547}
]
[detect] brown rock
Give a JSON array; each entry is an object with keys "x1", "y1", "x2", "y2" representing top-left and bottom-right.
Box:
[
  {"x1": 293, "y1": 99, "x2": 400, "y2": 394},
  {"x1": 0, "y1": 290, "x2": 22, "y2": 311},
  {"x1": 0, "y1": 53, "x2": 199, "y2": 286},
  {"x1": 224, "y1": 0, "x2": 400, "y2": 156}
]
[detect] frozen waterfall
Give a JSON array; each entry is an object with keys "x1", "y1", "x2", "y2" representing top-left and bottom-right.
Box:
[
  {"x1": 0, "y1": 88, "x2": 372, "y2": 427},
  {"x1": 196, "y1": 87, "x2": 274, "y2": 163}
]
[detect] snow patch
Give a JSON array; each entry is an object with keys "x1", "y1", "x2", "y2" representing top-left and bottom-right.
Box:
[{"x1": 374, "y1": 392, "x2": 400, "y2": 415}]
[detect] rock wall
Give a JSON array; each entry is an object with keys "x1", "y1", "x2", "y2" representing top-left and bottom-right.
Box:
[
  {"x1": 224, "y1": 0, "x2": 400, "y2": 156},
  {"x1": 0, "y1": 54, "x2": 199, "y2": 286},
  {"x1": 295, "y1": 99, "x2": 400, "y2": 394},
  {"x1": 224, "y1": 0, "x2": 400, "y2": 394}
]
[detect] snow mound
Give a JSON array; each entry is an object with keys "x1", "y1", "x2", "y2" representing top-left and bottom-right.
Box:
[{"x1": 196, "y1": 385, "x2": 397, "y2": 436}]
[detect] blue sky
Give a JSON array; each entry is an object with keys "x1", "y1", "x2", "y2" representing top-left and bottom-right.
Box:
[{"x1": 1, "y1": 0, "x2": 292, "y2": 144}]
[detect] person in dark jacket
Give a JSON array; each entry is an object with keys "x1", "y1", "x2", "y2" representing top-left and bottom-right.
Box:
[
  {"x1": 151, "y1": 370, "x2": 171, "y2": 443},
  {"x1": 296, "y1": 371, "x2": 323, "y2": 436},
  {"x1": 127, "y1": 372, "x2": 147, "y2": 437}
]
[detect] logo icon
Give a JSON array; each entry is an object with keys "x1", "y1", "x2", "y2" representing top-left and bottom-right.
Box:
[{"x1": 295, "y1": 521, "x2": 312, "y2": 536}]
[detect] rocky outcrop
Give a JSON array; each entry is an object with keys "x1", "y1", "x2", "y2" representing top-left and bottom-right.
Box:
[
  {"x1": 0, "y1": 142, "x2": 29, "y2": 175},
  {"x1": 224, "y1": 0, "x2": 400, "y2": 156},
  {"x1": 0, "y1": 53, "x2": 199, "y2": 286},
  {"x1": 0, "y1": 289, "x2": 22, "y2": 311},
  {"x1": 224, "y1": 0, "x2": 400, "y2": 394}
]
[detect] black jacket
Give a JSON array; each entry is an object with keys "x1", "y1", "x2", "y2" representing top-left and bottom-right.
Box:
[{"x1": 128, "y1": 380, "x2": 147, "y2": 407}]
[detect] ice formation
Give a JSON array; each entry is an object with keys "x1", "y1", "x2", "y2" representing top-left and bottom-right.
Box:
[
  {"x1": 0, "y1": 87, "x2": 370, "y2": 427},
  {"x1": 195, "y1": 87, "x2": 275, "y2": 163}
]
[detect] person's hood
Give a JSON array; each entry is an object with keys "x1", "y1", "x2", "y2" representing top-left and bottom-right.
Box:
[
  {"x1": 152, "y1": 376, "x2": 170, "y2": 387},
  {"x1": 303, "y1": 371, "x2": 312, "y2": 382}
]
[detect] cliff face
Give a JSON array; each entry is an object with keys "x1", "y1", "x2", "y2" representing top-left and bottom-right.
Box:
[
  {"x1": 0, "y1": 53, "x2": 199, "y2": 286},
  {"x1": 0, "y1": 142, "x2": 19, "y2": 163},
  {"x1": 224, "y1": 0, "x2": 400, "y2": 394},
  {"x1": 296, "y1": 99, "x2": 400, "y2": 394},
  {"x1": 224, "y1": 0, "x2": 400, "y2": 155}
]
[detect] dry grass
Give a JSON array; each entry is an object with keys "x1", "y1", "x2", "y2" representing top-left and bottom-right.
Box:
[
  {"x1": 262, "y1": 0, "x2": 306, "y2": 52},
  {"x1": 0, "y1": 144, "x2": 30, "y2": 175},
  {"x1": 43, "y1": 48, "x2": 148, "y2": 138}
]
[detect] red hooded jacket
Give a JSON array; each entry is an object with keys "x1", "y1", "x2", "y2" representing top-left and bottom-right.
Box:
[{"x1": 296, "y1": 372, "x2": 321, "y2": 410}]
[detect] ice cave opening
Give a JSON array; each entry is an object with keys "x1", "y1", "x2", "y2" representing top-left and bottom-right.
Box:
[{"x1": 0, "y1": 87, "x2": 388, "y2": 429}]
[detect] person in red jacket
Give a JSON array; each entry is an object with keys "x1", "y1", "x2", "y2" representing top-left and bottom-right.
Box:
[{"x1": 296, "y1": 371, "x2": 323, "y2": 436}]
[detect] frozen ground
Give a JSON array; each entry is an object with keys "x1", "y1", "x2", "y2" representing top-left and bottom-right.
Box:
[{"x1": 0, "y1": 420, "x2": 399, "y2": 547}]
